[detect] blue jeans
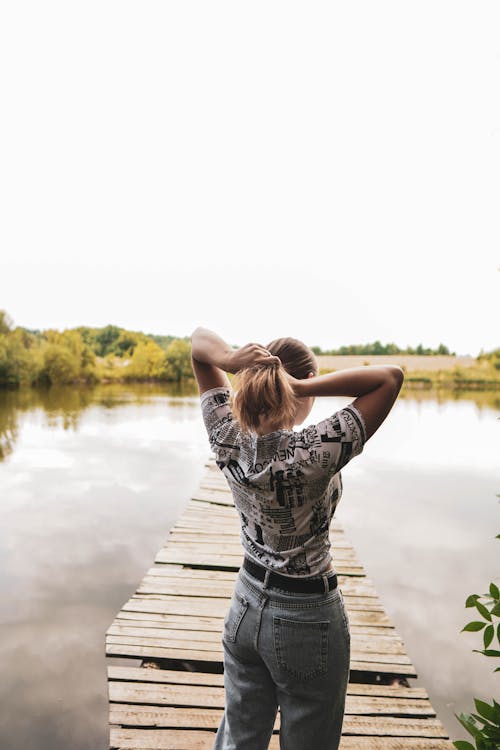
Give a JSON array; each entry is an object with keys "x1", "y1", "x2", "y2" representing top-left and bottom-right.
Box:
[{"x1": 213, "y1": 565, "x2": 351, "y2": 750}]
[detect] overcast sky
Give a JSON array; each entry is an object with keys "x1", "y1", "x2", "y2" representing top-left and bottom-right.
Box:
[{"x1": 1, "y1": 1, "x2": 498, "y2": 356}]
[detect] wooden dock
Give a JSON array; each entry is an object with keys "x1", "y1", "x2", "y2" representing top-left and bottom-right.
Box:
[{"x1": 106, "y1": 458, "x2": 455, "y2": 749}]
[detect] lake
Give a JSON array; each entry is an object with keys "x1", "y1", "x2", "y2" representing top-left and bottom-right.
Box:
[{"x1": 0, "y1": 382, "x2": 498, "y2": 749}]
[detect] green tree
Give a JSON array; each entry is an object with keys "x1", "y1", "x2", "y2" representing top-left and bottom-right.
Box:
[
  {"x1": 478, "y1": 348, "x2": 500, "y2": 371},
  {"x1": 163, "y1": 339, "x2": 193, "y2": 382},
  {"x1": 35, "y1": 329, "x2": 97, "y2": 385},
  {"x1": 0, "y1": 328, "x2": 38, "y2": 386},
  {"x1": 93, "y1": 325, "x2": 122, "y2": 357},
  {"x1": 38, "y1": 344, "x2": 80, "y2": 385},
  {"x1": 126, "y1": 340, "x2": 167, "y2": 380},
  {"x1": 437, "y1": 343, "x2": 451, "y2": 355},
  {"x1": 112, "y1": 331, "x2": 139, "y2": 357}
]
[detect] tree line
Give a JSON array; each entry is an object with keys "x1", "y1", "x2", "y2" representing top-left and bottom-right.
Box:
[
  {"x1": 0, "y1": 311, "x2": 193, "y2": 387},
  {"x1": 1, "y1": 309, "x2": 497, "y2": 388},
  {"x1": 311, "y1": 341, "x2": 455, "y2": 356}
]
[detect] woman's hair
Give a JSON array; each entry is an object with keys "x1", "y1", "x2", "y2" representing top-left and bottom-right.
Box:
[{"x1": 230, "y1": 337, "x2": 318, "y2": 434}]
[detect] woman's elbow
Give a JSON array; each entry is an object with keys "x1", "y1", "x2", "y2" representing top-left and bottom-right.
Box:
[{"x1": 387, "y1": 365, "x2": 405, "y2": 387}]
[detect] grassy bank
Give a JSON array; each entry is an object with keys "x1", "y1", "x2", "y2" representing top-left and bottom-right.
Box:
[{"x1": 318, "y1": 361, "x2": 500, "y2": 389}]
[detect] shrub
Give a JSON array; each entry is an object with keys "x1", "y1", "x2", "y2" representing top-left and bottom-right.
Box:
[
  {"x1": 163, "y1": 339, "x2": 193, "y2": 382},
  {"x1": 453, "y1": 531, "x2": 500, "y2": 750},
  {"x1": 125, "y1": 340, "x2": 167, "y2": 380}
]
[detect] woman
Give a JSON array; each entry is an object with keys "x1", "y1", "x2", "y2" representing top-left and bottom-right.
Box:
[{"x1": 190, "y1": 326, "x2": 404, "y2": 750}]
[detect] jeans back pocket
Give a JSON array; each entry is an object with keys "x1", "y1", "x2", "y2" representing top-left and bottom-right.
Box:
[
  {"x1": 273, "y1": 616, "x2": 329, "y2": 681},
  {"x1": 223, "y1": 591, "x2": 249, "y2": 643}
]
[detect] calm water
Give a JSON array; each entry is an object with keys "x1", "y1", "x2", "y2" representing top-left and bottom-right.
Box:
[{"x1": 0, "y1": 383, "x2": 498, "y2": 748}]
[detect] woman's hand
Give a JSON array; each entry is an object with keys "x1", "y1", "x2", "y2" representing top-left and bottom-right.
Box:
[
  {"x1": 227, "y1": 345, "x2": 309, "y2": 398},
  {"x1": 226, "y1": 343, "x2": 281, "y2": 374}
]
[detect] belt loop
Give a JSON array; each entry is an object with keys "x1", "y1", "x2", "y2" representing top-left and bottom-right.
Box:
[
  {"x1": 322, "y1": 574, "x2": 329, "y2": 594},
  {"x1": 263, "y1": 569, "x2": 271, "y2": 590}
]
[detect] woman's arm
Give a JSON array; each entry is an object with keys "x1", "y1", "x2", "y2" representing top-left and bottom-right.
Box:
[
  {"x1": 191, "y1": 327, "x2": 235, "y2": 372},
  {"x1": 293, "y1": 365, "x2": 404, "y2": 442},
  {"x1": 293, "y1": 365, "x2": 403, "y2": 398},
  {"x1": 191, "y1": 327, "x2": 280, "y2": 374}
]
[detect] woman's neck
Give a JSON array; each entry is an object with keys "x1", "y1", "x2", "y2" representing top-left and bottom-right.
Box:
[{"x1": 254, "y1": 415, "x2": 294, "y2": 436}]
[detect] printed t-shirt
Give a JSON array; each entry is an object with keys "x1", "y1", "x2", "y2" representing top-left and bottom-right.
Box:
[{"x1": 200, "y1": 386, "x2": 367, "y2": 578}]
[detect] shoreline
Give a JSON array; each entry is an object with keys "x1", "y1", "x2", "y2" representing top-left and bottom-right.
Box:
[{"x1": 1, "y1": 373, "x2": 499, "y2": 390}]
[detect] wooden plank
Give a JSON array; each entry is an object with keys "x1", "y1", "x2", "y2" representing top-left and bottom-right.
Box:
[
  {"x1": 145, "y1": 567, "x2": 238, "y2": 582},
  {"x1": 132, "y1": 593, "x2": 387, "y2": 616},
  {"x1": 107, "y1": 626, "x2": 223, "y2": 644},
  {"x1": 191, "y1": 491, "x2": 234, "y2": 506},
  {"x1": 106, "y1": 645, "x2": 417, "y2": 677},
  {"x1": 111, "y1": 612, "x2": 407, "y2": 639},
  {"x1": 120, "y1": 597, "x2": 396, "y2": 634},
  {"x1": 198, "y1": 482, "x2": 231, "y2": 492},
  {"x1": 163, "y1": 540, "x2": 361, "y2": 562},
  {"x1": 144, "y1": 580, "x2": 378, "y2": 600},
  {"x1": 109, "y1": 728, "x2": 216, "y2": 749},
  {"x1": 167, "y1": 530, "x2": 356, "y2": 550},
  {"x1": 108, "y1": 681, "x2": 436, "y2": 716},
  {"x1": 107, "y1": 625, "x2": 409, "y2": 657},
  {"x1": 106, "y1": 632, "x2": 413, "y2": 662},
  {"x1": 110, "y1": 727, "x2": 454, "y2": 750},
  {"x1": 108, "y1": 666, "x2": 429, "y2": 698},
  {"x1": 106, "y1": 643, "x2": 222, "y2": 661},
  {"x1": 109, "y1": 704, "x2": 447, "y2": 734},
  {"x1": 136, "y1": 579, "x2": 382, "y2": 604},
  {"x1": 183, "y1": 504, "x2": 236, "y2": 515},
  {"x1": 110, "y1": 728, "x2": 455, "y2": 749},
  {"x1": 108, "y1": 665, "x2": 225, "y2": 687},
  {"x1": 143, "y1": 566, "x2": 380, "y2": 596},
  {"x1": 111, "y1": 612, "x2": 225, "y2": 630},
  {"x1": 155, "y1": 549, "x2": 366, "y2": 575}
]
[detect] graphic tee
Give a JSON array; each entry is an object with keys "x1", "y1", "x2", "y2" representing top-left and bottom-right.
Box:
[{"x1": 200, "y1": 386, "x2": 367, "y2": 578}]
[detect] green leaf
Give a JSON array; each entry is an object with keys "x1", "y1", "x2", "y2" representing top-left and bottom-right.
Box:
[
  {"x1": 491, "y1": 602, "x2": 500, "y2": 617},
  {"x1": 481, "y1": 722, "x2": 500, "y2": 740},
  {"x1": 478, "y1": 739, "x2": 497, "y2": 750},
  {"x1": 474, "y1": 699, "x2": 497, "y2": 723},
  {"x1": 497, "y1": 623, "x2": 500, "y2": 644},
  {"x1": 452, "y1": 742, "x2": 475, "y2": 750},
  {"x1": 488, "y1": 701, "x2": 500, "y2": 724},
  {"x1": 482, "y1": 649, "x2": 500, "y2": 657},
  {"x1": 475, "y1": 600, "x2": 492, "y2": 621},
  {"x1": 454, "y1": 711, "x2": 482, "y2": 739},
  {"x1": 466, "y1": 594, "x2": 480, "y2": 607},
  {"x1": 469, "y1": 712, "x2": 482, "y2": 722},
  {"x1": 463, "y1": 621, "x2": 487, "y2": 632},
  {"x1": 489, "y1": 582, "x2": 499, "y2": 599},
  {"x1": 484, "y1": 624, "x2": 494, "y2": 648}
]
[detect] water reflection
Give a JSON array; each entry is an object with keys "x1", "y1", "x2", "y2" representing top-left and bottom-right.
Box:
[
  {"x1": 0, "y1": 381, "x2": 201, "y2": 462},
  {"x1": 0, "y1": 383, "x2": 499, "y2": 464},
  {"x1": 0, "y1": 383, "x2": 207, "y2": 750},
  {"x1": 0, "y1": 383, "x2": 498, "y2": 748}
]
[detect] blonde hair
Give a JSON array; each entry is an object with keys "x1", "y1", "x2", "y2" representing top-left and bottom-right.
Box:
[{"x1": 230, "y1": 337, "x2": 318, "y2": 434}]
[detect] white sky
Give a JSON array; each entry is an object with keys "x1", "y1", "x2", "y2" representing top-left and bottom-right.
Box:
[{"x1": 1, "y1": 1, "x2": 499, "y2": 356}]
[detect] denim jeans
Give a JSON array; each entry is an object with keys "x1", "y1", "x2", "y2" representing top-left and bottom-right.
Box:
[{"x1": 213, "y1": 565, "x2": 351, "y2": 750}]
